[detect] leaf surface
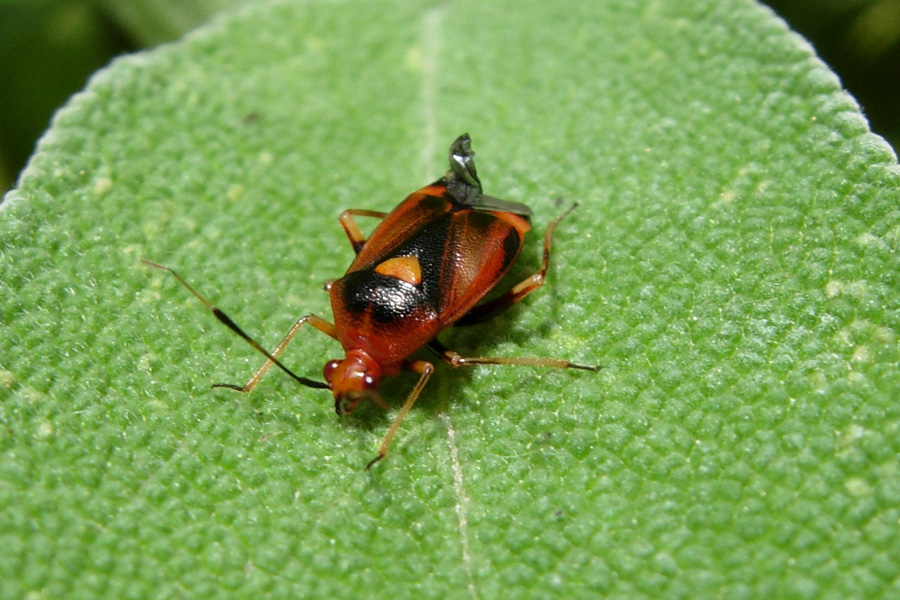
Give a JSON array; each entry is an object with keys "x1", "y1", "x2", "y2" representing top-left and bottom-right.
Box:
[{"x1": 2, "y1": 1, "x2": 899, "y2": 598}]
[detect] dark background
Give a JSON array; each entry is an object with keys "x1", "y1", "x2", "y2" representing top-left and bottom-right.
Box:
[{"x1": 1, "y1": 0, "x2": 898, "y2": 194}]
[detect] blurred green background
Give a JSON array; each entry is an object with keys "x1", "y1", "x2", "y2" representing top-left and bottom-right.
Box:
[{"x1": 1, "y1": 0, "x2": 899, "y2": 195}]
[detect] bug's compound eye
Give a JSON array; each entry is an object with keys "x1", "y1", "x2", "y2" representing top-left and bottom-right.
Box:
[
  {"x1": 362, "y1": 374, "x2": 379, "y2": 392},
  {"x1": 323, "y1": 360, "x2": 340, "y2": 386}
]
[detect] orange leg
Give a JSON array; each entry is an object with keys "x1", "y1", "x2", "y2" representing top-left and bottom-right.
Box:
[
  {"x1": 339, "y1": 209, "x2": 388, "y2": 254},
  {"x1": 366, "y1": 359, "x2": 435, "y2": 470},
  {"x1": 427, "y1": 338, "x2": 598, "y2": 372},
  {"x1": 212, "y1": 314, "x2": 336, "y2": 392},
  {"x1": 368, "y1": 336, "x2": 597, "y2": 469}
]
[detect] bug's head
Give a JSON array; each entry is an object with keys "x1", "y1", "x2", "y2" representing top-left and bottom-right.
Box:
[{"x1": 323, "y1": 351, "x2": 382, "y2": 415}]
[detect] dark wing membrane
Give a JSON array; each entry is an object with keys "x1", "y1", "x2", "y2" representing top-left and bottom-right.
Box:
[
  {"x1": 474, "y1": 194, "x2": 532, "y2": 219},
  {"x1": 347, "y1": 184, "x2": 453, "y2": 274},
  {"x1": 435, "y1": 210, "x2": 528, "y2": 325}
]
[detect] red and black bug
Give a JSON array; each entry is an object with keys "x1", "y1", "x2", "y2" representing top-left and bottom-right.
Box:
[{"x1": 144, "y1": 134, "x2": 596, "y2": 468}]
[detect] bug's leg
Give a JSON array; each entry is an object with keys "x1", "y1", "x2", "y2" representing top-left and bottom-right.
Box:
[
  {"x1": 427, "y1": 338, "x2": 598, "y2": 372},
  {"x1": 212, "y1": 314, "x2": 337, "y2": 392},
  {"x1": 340, "y1": 209, "x2": 388, "y2": 254},
  {"x1": 141, "y1": 260, "x2": 331, "y2": 390},
  {"x1": 455, "y1": 203, "x2": 578, "y2": 326},
  {"x1": 366, "y1": 359, "x2": 435, "y2": 470}
]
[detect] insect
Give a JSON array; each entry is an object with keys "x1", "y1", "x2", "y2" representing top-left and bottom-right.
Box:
[{"x1": 143, "y1": 134, "x2": 597, "y2": 468}]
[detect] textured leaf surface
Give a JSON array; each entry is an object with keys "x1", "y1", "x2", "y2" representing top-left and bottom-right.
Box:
[{"x1": 2, "y1": 1, "x2": 899, "y2": 598}]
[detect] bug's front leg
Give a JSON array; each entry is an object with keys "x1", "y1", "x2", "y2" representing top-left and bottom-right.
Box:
[
  {"x1": 339, "y1": 209, "x2": 388, "y2": 254},
  {"x1": 366, "y1": 359, "x2": 435, "y2": 470},
  {"x1": 213, "y1": 314, "x2": 337, "y2": 393},
  {"x1": 141, "y1": 260, "x2": 331, "y2": 390}
]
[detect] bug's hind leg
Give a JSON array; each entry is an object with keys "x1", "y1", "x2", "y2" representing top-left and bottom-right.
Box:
[
  {"x1": 426, "y1": 339, "x2": 598, "y2": 372},
  {"x1": 454, "y1": 203, "x2": 578, "y2": 326}
]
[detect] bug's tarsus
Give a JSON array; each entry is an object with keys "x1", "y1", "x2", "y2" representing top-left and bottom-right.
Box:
[
  {"x1": 211, "y1": 382, "x2": 248, "y2": 392},
  {"x1": 559, "y1": 201, "x2": 579, "y2": 220},
  {"x1": 365, "y1": 453, "x2": 385, "y2": 471},
  {"x1": 209, "y1": 383, "x2": 249, "y2": 393},
  {"x1": 569, "y1": 362, "x2": 601, "y2": 372}
]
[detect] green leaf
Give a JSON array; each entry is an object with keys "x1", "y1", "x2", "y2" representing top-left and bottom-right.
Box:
[{"x1": 3, "y1": 1, "x2": 899, "y2": 598}]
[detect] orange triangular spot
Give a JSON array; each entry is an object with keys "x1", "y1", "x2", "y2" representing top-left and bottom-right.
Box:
[{"x1": 374, "y1": 256, "x2": 422, "y2": 286}]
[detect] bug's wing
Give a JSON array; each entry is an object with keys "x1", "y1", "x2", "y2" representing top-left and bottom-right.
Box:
[
  {"x1": 435, "y1": 209, "x2": 530, "y2": 325},
  {"x1": 474, "y1": 194, "x2": 533, "y2": 219},
  {"x1": 347, "y1": 184, "x2": 453, "y2": 274}
]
